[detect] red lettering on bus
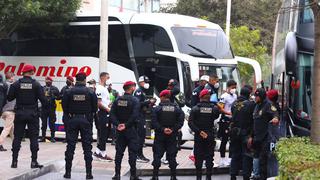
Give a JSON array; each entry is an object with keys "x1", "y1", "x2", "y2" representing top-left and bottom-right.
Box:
[
  {"x1": 4, "y1": 65, "x2": 16, "y2": 74},
  {"x1": 0, "y1": 62, "x2": 5, "y2": 71},
  {"x1": 79, "y1": 66, "x2": 92, "y2": 76},
  {"x1": 17, "y1": 63, "x2": 25, "y2": 76},
  {"x1": 65, "y1": 67, "x2": 78, "y2": 77},
  {"x1": 36, "y1": 66, "x2": 56, "y2": 77},
  {"x1": 0, "y1": 59, "x2": 92, "y2": 78}
]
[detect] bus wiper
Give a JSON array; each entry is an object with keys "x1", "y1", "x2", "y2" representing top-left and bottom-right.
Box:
[{"x1": 187, "y1": 44, "x2": 216, "y2": 59}]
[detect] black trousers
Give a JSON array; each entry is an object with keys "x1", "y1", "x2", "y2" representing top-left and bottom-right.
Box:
[
  {"x1": 218, "y1": 121, "x2": 230, "y2": 158},
  {"x1": 41, "y1": 107, "x2": 56, "y2": 138},
  {"x1": 97, "y1": 111, "x2": 111, "y2": 151},
  {"x1": 152, "y1": 133, "x2": 178, "y2": 171},
  {"x1": 230, "y1": 135, "x2": 253, "y2": 179},
  {"x1": 254, "y1": 140, "x2": 268, "y2": 180},
  {"x1": 115, "y1": 128, "x2": 138, "y2": 175},
  {"x1": 12, "y1": 109, "x2": 39, "y2": 161},
  {"x1": 137, "y1": 115, "x2": 146, "y2": 156},
  {"x1": 194, "y1": 134, "x2": 215, "y2": 175},
  {"x1": 65, "y1": 115, "x2": 93, "y2": 171}
]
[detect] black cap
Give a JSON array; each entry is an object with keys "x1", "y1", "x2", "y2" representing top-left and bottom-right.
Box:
[{"x1": 254, "y1": 88, "x2": 266, "y2": 100}]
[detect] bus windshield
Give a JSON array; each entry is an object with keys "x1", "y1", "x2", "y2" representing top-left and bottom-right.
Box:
[
  {"x1": 294, "y1": 53, "x2": 313, "y2": 119},
  {"x1": 171, "y1": 27, "x2": 233, "y2": 59},
  {"x1": 199, "y1": 65, "x2": 240, "y2": 95}
]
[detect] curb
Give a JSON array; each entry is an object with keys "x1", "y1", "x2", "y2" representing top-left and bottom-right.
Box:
[
  {"x1": 136, "y1": 167, "x2": 229, "y2": 176},
  {"x1": 8, "y1": 160, "x2": 65, "y2": 180}
]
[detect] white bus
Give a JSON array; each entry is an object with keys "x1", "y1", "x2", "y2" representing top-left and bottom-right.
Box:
[{"x1": 0, "y1": 12, "x2": 261, "y2": 140}]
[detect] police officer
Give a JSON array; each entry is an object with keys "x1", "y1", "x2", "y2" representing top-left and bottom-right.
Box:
[
  {"x1": 7, "y1": 64, "x2": 47, "y2": 169},
  {"x1": 110, "y1": 81, "x2": 141, "y2": 180},
  {"x1": 188, "y1": 89, "x2": 220, "y2": 180},
  {"x1": 134, "y1": 75, "x2": 152, "y2": 163},
  {"x1": 151, "y1": 90, "x2": 184, "y2": 180},
  {"x1": 229, "y1": 87, "x2": 256, "y2": 180},
  {"x1": 60, "y1": 76, "x2": 75, "y2": 143},
  {"x1": 60, "y1": 76, "x2": 74, "y2": 97},
  {"x1": 251, "y1": 88, "x2": 279, "y2": 180},
  {"x1": 62, "y1": 71, "x2": 97, "y2": 179},
  {"x1": 167, "y1": 79, "x2": 180, "y2": 103},
  {"x1": 39, "y1": 76, "x2": 60, "y2": 143},
  {"x1": 191, "y1": 75, "x2": 209, "y2": 107}
]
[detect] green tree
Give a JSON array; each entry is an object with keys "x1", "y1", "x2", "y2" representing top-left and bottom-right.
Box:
[
  {"x1": 164, "y1": 0, "x2": 281, "y2": 54},
  {"x1": 0, "y1": 0, "x2": 81, "y2": 38},
  {"x1": 229, "y1": 26, "x2": 269, "y2": 84}
]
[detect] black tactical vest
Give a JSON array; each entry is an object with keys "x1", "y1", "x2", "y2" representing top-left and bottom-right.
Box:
[
  {"x1": 158, "y1": 103, "x2": 177, "y2": 127},
  {"x1": 116, "y1": 95, "x2": 134, "y2": 123},
  {"x1": 195, "y1": 103, "x2": 216, "y2": 130},
  {"x1": 16, "y1": 78, "x2": 37, "y2": 108},
  {"x1": 68, "y1": 87, "x2": 92, "y2": 114}
]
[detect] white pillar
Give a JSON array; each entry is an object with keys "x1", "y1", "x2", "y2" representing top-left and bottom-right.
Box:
[
  {"x1": 99, "y1": 0, "x2": 108, "y2": 73},
  {"x1": 226, "y1": 0, "x2": 232, "y2": 41}
]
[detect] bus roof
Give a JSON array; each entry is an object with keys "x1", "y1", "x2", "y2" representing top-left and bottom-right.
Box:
[{"x1": 76, "y1": 12, "x2": 222, "y2": 30}]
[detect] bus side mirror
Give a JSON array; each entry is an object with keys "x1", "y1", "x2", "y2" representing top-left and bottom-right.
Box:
[{"x1": 285, "y1": 32, "x2": 298, "y2": 77}]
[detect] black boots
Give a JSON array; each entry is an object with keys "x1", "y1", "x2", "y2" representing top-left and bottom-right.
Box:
[
  {"x1": 86, "y1": 167, "x2": 93, "y2": 179},
  {"x1": 112, "y1": 167, "x2": 121, "y2": 180},
  {"x1": 63, "y1": 171, "x2": 71, "y2": 179},
  {"x1": 31, "y1": 161, "x2": 43, "y2": 168},
  {"x1": 130, "y1": 168, "x2": 141, "y2": 180},
  {"x1": 11, "y1": 160, "x2": 17, "y2": 168}
]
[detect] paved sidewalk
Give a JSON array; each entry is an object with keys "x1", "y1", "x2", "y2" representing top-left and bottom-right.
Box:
[{"x1": 0, "y1": 139, "x2": 228, "y2": 180}]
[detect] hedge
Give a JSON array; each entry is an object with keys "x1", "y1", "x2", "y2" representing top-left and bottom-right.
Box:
[{"x1": 275, "y1": 137, "x2": 320, "y2": 179}]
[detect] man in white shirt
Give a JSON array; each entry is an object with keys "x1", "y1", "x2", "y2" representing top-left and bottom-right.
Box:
[
  {"x1": 218, "y1": 79, "x2": 237, "y2": 167},
  {"x1": 93, "y1": 72, "x2": 113, "y2": 161}
]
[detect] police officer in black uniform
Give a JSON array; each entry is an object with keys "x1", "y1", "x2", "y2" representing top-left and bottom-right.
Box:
[
  {"x1": 62, "y1": 71, "x2": 97, "y2": 179},
  {"x1": 134, "y1": 75, "x2": 152, "y2": 163},
  {"x1": 110, "y1": 81, "x2": 141, "y2": 180},
  {"x1": 252, "y1": 88, "x2": 279, "y2": 180},
  {"x1": 7, "y1": 64, "x2": 47, "y2": 169},
  {"x1": 39, "y1": 76, "x2": 60, "y2": 143},
  {"x1": 188, "y1": 89, "x2": 220, "y2": 180},
  {"x1": 191, "y1": 75, "x2": 209, "y2": 107},
  {"x1": 151, "y1": 90, "x2": 184, "y2": 180},
  {"x1": 229, "y1": 87, "x2": 256, "y2": 180}
]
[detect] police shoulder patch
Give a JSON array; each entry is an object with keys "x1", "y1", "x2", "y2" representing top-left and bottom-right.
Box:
[
  {"x1": 118, "y1": 100, "x2": 128, "y2": 107},
  {"x1": 73, "y1": 95, "x2": 86, "y2": 101},
  {"x1": 271, "y1": 105, "x2": 277, "y2": 112},
  {"x1": 162, "y1": 106, "x2": 175, "y2": 112},
  {"x1": 20, "y1": 83, "x2": 33, "y2": 89}
]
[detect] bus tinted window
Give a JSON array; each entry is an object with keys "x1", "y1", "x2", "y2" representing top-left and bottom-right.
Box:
[
  {"x1": 130, "y1": 24, "x2": 174, "y2": 57},
  {"x1": 171, "y1": 27, "x2": 233, "y2": 59}
]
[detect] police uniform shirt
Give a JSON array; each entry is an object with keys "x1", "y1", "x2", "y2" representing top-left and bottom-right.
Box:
[
  {"x1": 253, "y1": 100, "x2": 279, "y2": 141},
  {"x1": 96, "y1": 84, "x2": 111, "y2": 109},
  {"x1": 220, "y1": 92, "x2": 237, "y2": 117}
]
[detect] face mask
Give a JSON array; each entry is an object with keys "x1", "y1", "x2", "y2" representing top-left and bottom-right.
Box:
[
  {"x1": 214, "y1": 82, "x2": 220, "y2": 89},
  {"x1": 106, "y1": 79, "x2": 112, "y2": 85},
  {"x1": 66, "y1": 81, "x2": 72, "y2": 86},
  {"x1": 143, "y1": 83, "x2": 150, "y2": 89},
  {"x1": 230, "y1": 88, "x2": 236, "y2": 94}
]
